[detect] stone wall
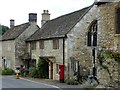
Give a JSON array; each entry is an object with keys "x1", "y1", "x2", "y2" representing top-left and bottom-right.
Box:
[
  {"x1": 96, "y1": 2, "x2": 120, "y2": 88},
  {"x1": 2, "y1": 40, "x2": 15, "y2": 69},
  {"x1": 15, "y1": 22, "x2": 39, "y2": 68},
  {"x1": 97, "y1": 58, "x2": 119, "y2": 87},
  {"x1": 97, "y1": 2, "x2": 120, "y2": 49},
  {"x1": 65, "y1": 2, "x2": 120, "y2": 88},
  {"x1": 66, "y1": 5, "x2": 98, "y2": 79},
  {"x1": 29, "y1": 38, "x2": 64, "y2": 80}
]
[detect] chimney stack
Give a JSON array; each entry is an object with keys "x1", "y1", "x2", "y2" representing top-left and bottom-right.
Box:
[
  {"x1": 29, "y1": 13, "x2": 37, "y2": 23},
  {"x1": 10, "y1": 19, "x2": 15, "y2": 28},
  {"x1": 41, "y1": 10, "x2": 50, "y2": 26}
]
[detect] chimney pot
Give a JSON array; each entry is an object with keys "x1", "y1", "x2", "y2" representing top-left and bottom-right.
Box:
[
  {"x1": 10, "y1": 19, "x2": 15, "y2": 28},
  {"x1": 41, "y1": 10, "x2": 50, "y2": 26},
  {"x1": 47, "y1": 10, "x2": 49, "y2": 13},
  {"x1": 44, "y1": 10, "x2": 46, "y2": 13},
  {"x1": 29, "y1": 13, "x2": 37, "y2": 23}
]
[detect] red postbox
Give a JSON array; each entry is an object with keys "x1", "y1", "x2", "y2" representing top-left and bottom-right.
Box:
[{"x1": 59, "y1": 64, "x2": 64, "y2": 83}]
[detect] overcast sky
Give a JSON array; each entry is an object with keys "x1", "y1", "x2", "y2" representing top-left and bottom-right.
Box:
[{"x1": 0, "y1": 0, "x2": 95, "y2": 27}]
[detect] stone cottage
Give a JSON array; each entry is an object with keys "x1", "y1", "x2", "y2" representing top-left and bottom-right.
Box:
[
  {"x1": 1, "y1": 13, "x2": 39, "y2": 70},
  {"x1": 26, "y1": 1, "x2": 120, "y2": 88},
  {"x1": 26, "y1": 4, "x2": 98, "y2": 81},
  {"x1": 68, "y1": 0, "x2": 120, "y2": 87},
  {"x1": 1, "y1": 0, "x2": 119, "y2": 88}
]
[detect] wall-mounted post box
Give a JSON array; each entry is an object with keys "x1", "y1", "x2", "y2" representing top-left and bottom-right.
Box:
[{"x1": 59, "y1": 64, "x2": 64, "y2": 83}]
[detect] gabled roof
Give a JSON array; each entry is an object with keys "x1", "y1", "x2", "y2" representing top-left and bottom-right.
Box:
[
  {"x1": 2, "y1": 23, "x2": 30, "y2": 41},
  {"x1": 27, "y1": 5, "x2": 93, "y2": 41}
]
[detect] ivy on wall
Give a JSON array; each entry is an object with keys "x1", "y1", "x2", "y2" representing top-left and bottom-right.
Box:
[
  {"x1": 97, "y1": 47, "x2": 120, "y2": 75},
  {"x1": 98, "y1": 47, "x2": 120, "y2": 63}
]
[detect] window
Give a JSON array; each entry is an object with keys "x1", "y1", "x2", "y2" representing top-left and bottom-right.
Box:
[
  {"x1": 53, "y1": 39, "x2": 59, "y2": 49},
  {"x1": 70, "y1": 57, "x2": 78, "y2": 73},
  {"x1": 8, "y1": 41, "x2": 12, "y2": 51},
  {"x1": 31, "y1": 42, "x2": 36, "y2": 50},
  {"x1": 56, "y1": 64, "x2": 59, "y2": 74},
  {"x1": 26, "y1": 43, "x2": 29, "y2": 52},
  {"x1": 87, "y1": 20, "x2": 97, "y2": 46},
  {"x1": 39, "y1": 40, "x2": 44, "y2": 49},
  {"x1": 116, "y1": 8, "x2": 120, "y2": 34}
]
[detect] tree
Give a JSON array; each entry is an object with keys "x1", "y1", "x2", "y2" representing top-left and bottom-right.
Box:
[{"x1": 0, "y1": 24, "x2": 9, "y2": 35}]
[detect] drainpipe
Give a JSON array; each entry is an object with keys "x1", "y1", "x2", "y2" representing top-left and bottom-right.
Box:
[
  {"x1": 61, "y1": 37, "x2": 65, "y2": 83},
  {"x1": 63, "y1": 38, "x2": 65, "y2": 65},
  {"x1": 92, "y1": 47, "x2": 96, "y2": 77},
  {"x1": 28, "y1": 42, "x2": 32, "y2": 70}
]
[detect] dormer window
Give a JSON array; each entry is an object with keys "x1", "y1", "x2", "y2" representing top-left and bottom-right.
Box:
[
  {"x1": 116, "y1": 8, "x2": 120, "y2": 34},
  {"x1": 87, "y1": 20, "x2": 97, "y2": 46}
]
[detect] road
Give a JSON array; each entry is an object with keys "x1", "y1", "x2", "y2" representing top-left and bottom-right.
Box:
[
  {"x1": 1, "y1": 76, "x2": 84, "y2": 90},
  {"x1": 2, "y1": 76, "x2": 60, "y2": 90}
]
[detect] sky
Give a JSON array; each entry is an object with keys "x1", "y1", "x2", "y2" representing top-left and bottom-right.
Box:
[{"x1": 0, "y1": 0, "x2": 95, "y2": 27}]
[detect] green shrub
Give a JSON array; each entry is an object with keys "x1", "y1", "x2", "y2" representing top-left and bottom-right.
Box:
[
  {"x1": 66, "y1": 78, "x2": 79, "y2": 85},
  {"x1": 37, "y1": 58, "x2": 49, "y2": 78},
  {"x1": 29, "y1": 67, "x2": 39, "y2": 78},
  {"x1": 2, "y1": 68, "x2": 14, "y2": 75},
  {"x1": 29, "y1": 58, "x2": 49, "y2": 78}
]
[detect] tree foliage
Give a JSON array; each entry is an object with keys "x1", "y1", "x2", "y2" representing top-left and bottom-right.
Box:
[{"x1": 0, "y1": 24, "x2": 9, "y2": 35}]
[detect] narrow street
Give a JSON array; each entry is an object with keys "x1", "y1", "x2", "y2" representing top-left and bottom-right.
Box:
[
  {"x1": 2, "y1": 76, "x2": 84, "y2": 90},
  {"x1": 2, "y1": 76, "x2": 60, "y2": 90}
]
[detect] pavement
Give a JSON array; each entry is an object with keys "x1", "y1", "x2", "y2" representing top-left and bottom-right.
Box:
[{"x1": 20, "y1": 76, "x2": 84, "y2": 89}]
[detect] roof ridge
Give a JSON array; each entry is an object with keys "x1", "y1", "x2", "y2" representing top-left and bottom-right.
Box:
[
  {"x1": 27, "y1": 5, "x2": 94, "y2": 41},
  {"x1": 10, "y1": 22, "x2": 30, "y2": 29},
  {"x1": 50, "y1": 5, "x2": 92, "y2": 22}
]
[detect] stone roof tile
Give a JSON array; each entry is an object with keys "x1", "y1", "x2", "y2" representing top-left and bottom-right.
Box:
[
  {"x1": 2, "y1": 23, "x2": 30, "y2": 41},
  {"x1": 27, "y1": 6, "x2": 92, "y2": 41}
]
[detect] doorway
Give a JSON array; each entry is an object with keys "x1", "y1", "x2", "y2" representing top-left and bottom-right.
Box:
[{"x1": 50, "y1": 62, "x2": 53, "y2": 79}]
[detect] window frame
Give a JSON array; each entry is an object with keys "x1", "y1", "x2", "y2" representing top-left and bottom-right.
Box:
[
  {"x1": 56, "y1": 64, "x2": 59, "y2": 74},
  {"x1": 26, "y1": 42, "x2": 30, "y2": 52},
  {"x1": 53, "y1": 39, "x2": 59, "y2": 49},
  {"x1": 31, "y1": 41, "x2": 36, "y2": 50},
  {"x1": 8, "y1": 41, "x2": 12, "y2": 51},
  {"x1": 87, "y1": 20, "x2": 97, "y2": 47},
  {"x1": 39, "y1": 40, "x2": 44, "y2": 49}
]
